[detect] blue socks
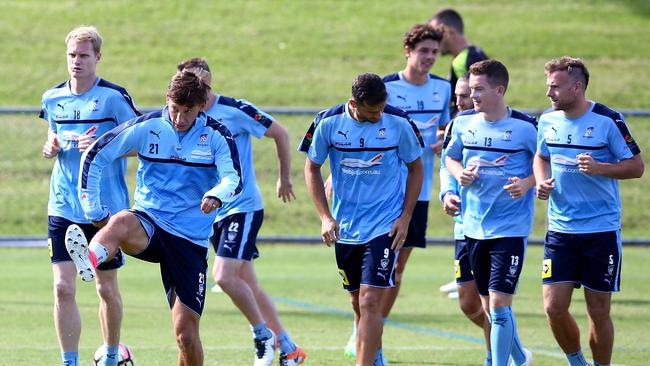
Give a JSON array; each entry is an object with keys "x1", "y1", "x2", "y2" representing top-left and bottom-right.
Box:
[
  {"x1": 61, "y1": 351, "x2": 78, "y2": 366},
  {"x1": 490, "y1": 306, "x2": 516, "y2": 366},
  {"x1": 278, "y1": 330, "x2": 297, "y2": 354},
  {"x1": 102, "y1": 344, "x2": 120, "y2": 366},
  {"x1": 485, "y1": 349, "x2": 492, "y2": 366},
  {"x1": 373, "y1": 348, "x2": 385, "y2": 366},
  {"x1": 251, "y1": 322, "x2": 273, "y2": 340},
  {"x1": 566, "y1": 350, "x2": 589, "y2": 365}
]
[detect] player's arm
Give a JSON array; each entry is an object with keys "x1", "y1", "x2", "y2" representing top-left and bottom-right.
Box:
[
  {"x1": 577, "y1": 153, "x2": 644, "y2": 179},
  {"x1": 264, "y1": 120, "x2": 295, "y2": 202},
  {"x1": 79, "y1": 122, "x2": 140, "y2": 223},
  {"x1": 203, "y1": 131, "x2": 243, "y2": 214},
  {"x1": 445, "y1": 155, "x2": 478, "y2": 186},
  {"x1": 304, "y1": 159, "x2": 339, "y2": 246},
  {"x1": 42, "y1": 129, "x2": 60, "y2": 159},
  {"x1": 390, "y1": 157, "x2": 423, "y2": 251},
  {"x1": 533, "y1": 153, "x2": 554, "y2": 200}
]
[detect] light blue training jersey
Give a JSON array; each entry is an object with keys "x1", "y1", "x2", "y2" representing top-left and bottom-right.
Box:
[
  {"x1": 204, "y1": 95, "x2": 272, "y2": 221},
  {"x1": 384, "y1": 72, "x2": 451, "y2": 201},
  {"x1": 537, "y1": 102, "x2": 640, "y2": 234},
  {"x1": 299, "y1": 103, "x2": 424, "y2": 244},
  {"x1": 79, "y1": 108, "x2": 243, "y2": 247},
  {"x1": 446, "y1": 108, "x2": 537, "y2": 239},
  {"x1": 439, "y1": 118, "x2": 466, "y2": 240},
  {"x1": 40, "y1": 77, "x2": 139, "y2": 223}
]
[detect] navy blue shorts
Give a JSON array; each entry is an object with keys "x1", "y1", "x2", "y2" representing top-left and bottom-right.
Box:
[
  {"x1": 211, "y1": 210, "x2": 263, "y2": 261},
  {"x1": 335, "y1": 233, "x2": 398, "y2": 292},
  {"x1": 542, "y1": 230, "x2": 622, "y2": 292},
  {"x1": 454, "y1": 238, "x2": 474, "y2": 283},
  {"x1": 466, "y1": 236, "x2": 526, "y2": 296},
  {"x1": 130, "y1": 210, "x2": 208, "y2": 316},
  {"x1": 48, "y1": 216, "x2": 124, "y2": 270},
  {"x1": 404, "y1": 201, "x2": 428, "y2": 248}
]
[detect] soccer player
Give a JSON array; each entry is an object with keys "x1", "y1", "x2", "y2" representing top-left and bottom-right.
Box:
[
  {"x1": 429, "y1": 8, "x2": 488, "y2": 113},
  {"x1": 40, "y1": 25, "x2": 139, "y2": 366},
  {"x1": 445, "y1": 60, "x2": 534, "y2": 366},
  {"x1": 176, "y1": 58, "x2": 306, "y2": 366},
  {"x1": 301, "y1": 73, "x2": 424, "y2": 366},
  {"x1": 65, "y1": 69, "x2": 242, "y2": 366},
  {"x1": 535, "y1": 57, "x2": 644, "y2": 366},
  {"x1": 339, "y1": 23, "x2": 450, "y2": 362},
  {"x1": 439, "y1": 74, "x2": 493, "y2": 365}
]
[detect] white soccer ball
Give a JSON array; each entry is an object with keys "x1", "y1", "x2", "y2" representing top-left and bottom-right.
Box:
[{"x1": 92, "y1": 343, "x2": 134, "y2": 365}]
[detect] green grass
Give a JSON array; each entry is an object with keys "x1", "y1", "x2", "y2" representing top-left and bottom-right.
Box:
[
  {"x1": 1, "y1": 0, "x2": 649, "y2": 236},
  {"x1": 0, "y1": 1, "x2": 649, "y2": 109},
  {"x1": 1, "y1": 245, "x2": 649, "y2": 365},
  {"x1": 2, "y1": 114, "x2": 649, "y2": 238}
]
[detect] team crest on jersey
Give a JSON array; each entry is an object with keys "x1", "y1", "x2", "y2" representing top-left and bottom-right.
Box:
[
  {"x1": 200, "y1": 133, "x2": 208, "y2": 142},
  {"x1": 432, "y1": 92, "x2": 441, "y2": 103},
  {"x1": 91, "y1": 99, "x2": 99, "y2": 111},
  {"x1": 502, "y1": 130, "x2": 512, "y2": 141},
  {"x1": 584, "y1": 126, "x2": 594, "y2": 138},
  {"x1": 378, "y1": 128, "x2": 386, "y2": 137}
]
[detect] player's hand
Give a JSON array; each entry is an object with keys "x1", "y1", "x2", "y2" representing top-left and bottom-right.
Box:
[
  {"x1": 577, "y1": 152, "x2": 600, "y2": 176},
  {"x1": 77, "y1": 125, "x2": 98, "y2": 153},
  {"x1": 388, "y1": 216, "x2": 409, "y2": 251},
  {"x1": 430, "y1": 141, "x2": 443, "y2": 157},
  {"x1": 459, "y1": 165, "x2": 479, "y2": 186},
  {"x1": 42, "y1": 136, "x2": 60, "y2": 159},
  {"x1": 443, "y1": 192, "x2": 461, "y2": 216},
  {"x1": 536, "y1": 177, "x2": 555, "y2": 200},
  {"x1": 201, "y1": 197, "x2": 222, "y2": 214},
  {"x1": 276, "y1": 177, "x2": 296, "y2": 202},
  {"x1": 323, "y1": 175, "x2": 333, "y2": 201},
  {"x1": 321, "y1": 217, "x2": 339, "y2": 247},
  {"x1": 503, "y1": 176, "x2": 527, "y2": 199}
]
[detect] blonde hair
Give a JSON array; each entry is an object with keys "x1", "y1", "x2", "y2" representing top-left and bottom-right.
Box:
[
  {"x1": 65, "y1": 25, "x2": 102, "y2": 54},
  {"x1": 544, "y1": 56, "x2": 589, "y2": 89}
]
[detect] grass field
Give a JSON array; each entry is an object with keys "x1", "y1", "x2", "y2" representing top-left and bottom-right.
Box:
[{"x1": 1, "y1": 245, "x2": 649, "y2": 365}]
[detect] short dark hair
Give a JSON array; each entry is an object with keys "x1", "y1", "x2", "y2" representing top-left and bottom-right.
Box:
[
  {"x1": 177, "y1": 57, "x2": 212, "y2": 87},
  {"x1": 177, "y1": 57, "x2": 210, "y2": 73},
  {"x1": 430, "y1": 8, "x2": 464, "y2": 34},
  {"x1": 167, "y1": 69, "x2": 211, "y2": 107},
  {"x1": 469, "y1": 59, "x2": 509, "y2": 91},
  {"x1": 403, "y1": 23, "x2": 444, "y2": 49},
  {"x1": 351, "y1": 73, "x2": 387, "y2": 106},
  {"x1": 544, "y1": 56, "x2": 590, "y2": 89}
]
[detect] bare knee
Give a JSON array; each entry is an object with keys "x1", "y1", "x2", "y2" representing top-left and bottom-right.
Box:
[
  {"x1": 53, "y1": 278, "x2": 75, "y2": 303},
  {"x1": 175, "y1": 326, "x2": 200, "y2": 350},
  {"x1": 586, "y1": 301, "x2": 611, "y2": 323},
  {"x1": 96, "y1": 277, "x2": 121, "y2": 304},
  {"x1": 544, "y1": 298, "x2": 571, "y2": 319},
  {"x1": 359, "y1": 291, "x2": 381, "y2": 314}
]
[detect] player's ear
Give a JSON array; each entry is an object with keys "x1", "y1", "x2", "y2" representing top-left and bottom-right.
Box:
[
  {"x1": 404, "y1": 45, "x2": 411, "y2": 59},
  {"x1": 348, "y1": 98, "x2": 357, "y2": 109},
  {"x1": 96, "y1": 51, "x2": 101, "y2": 63}
]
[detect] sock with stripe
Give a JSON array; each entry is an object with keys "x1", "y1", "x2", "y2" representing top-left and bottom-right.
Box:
[
  {"x1": 490, "y1": 306, "x2": 515, "y2": 366},
  {"x1": 566, "y1": 350, "x2": 589, "y2": 366}
]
